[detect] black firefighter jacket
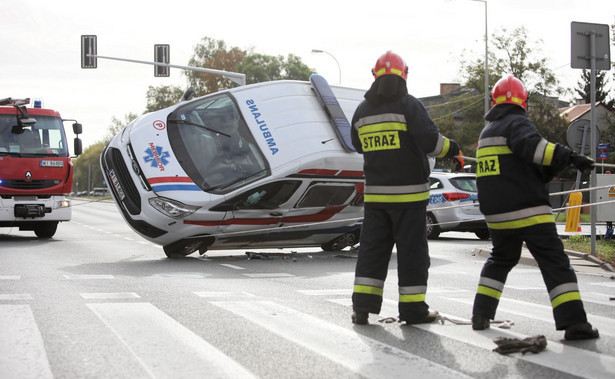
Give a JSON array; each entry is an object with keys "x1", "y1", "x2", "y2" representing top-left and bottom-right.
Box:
[
  {"x1": 351, "y1": 86, "x2": 456, "y2": 209},
  {"x1": 476, "y1": 104, "x2": 574, "y2": 230}
]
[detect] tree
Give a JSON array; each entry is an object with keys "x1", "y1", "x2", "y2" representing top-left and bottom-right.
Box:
[
  {"x1": 451, "y1": 26, "x2": 567, "y2": 152},
  {"x1": 145, "y1": 85, "x2": 185, "y2": 113},
  {"x1": 72, "y1": 113, "x2": 138, "y2": 193},
  {"x1": 238, "y1": 53, "x2": 313, "y2": 84},
  {"x1": 145, "y1": 37, "x2": 315, "y2": 111},
  {"x1": 575, "y1": 70, "x2": 614, "y2": 107}
]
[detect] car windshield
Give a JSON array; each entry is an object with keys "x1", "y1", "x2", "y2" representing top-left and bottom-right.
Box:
[
  {"x1": 449, "y1": 176, "x2": 478, "y2": 192},
  {"x1": 167, "y1": 94, "x2": 269, "y2": 193},
  {"x1": 0, "y1": 114, "x2": 68, "y2": 156}
]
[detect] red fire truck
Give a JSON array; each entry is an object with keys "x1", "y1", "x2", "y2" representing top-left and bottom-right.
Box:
[{"x1": 0, "y1": 97, "x2": 82, "y2": 238}]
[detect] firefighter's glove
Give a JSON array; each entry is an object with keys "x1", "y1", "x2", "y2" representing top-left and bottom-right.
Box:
[
  {"x1": 493, "y1": 335, "x2": 547, "y2": 355},
  {"x1": 570, "y1": 152, "x2": 595, "y2": 173},
  {"x1": 448, "y1": 139, "x2": 460, "y2": 158},
  {"x1": 451, "y1": 149, "x2": 464, "y2": 173}
]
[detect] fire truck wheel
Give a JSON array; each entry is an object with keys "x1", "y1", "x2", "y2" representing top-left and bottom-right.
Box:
[{"x1": 34, "y1": 222, "x2": 58, "y2": 239}]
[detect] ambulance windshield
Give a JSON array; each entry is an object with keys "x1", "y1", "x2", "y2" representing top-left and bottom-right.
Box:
[
  {"x1": 0, "y1": 115, "x2": 69, "y2": 157},
  {"x1": 168, "y1": 94, "x2": 269, "y2": 193}
]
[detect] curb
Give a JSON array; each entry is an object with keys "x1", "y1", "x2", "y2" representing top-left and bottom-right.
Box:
[{"x1": 472, "y1": 247, "x2": 614, "y2": 273}]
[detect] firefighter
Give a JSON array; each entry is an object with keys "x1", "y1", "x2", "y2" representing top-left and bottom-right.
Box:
[
  {"x1": 350, "y1": 51, "x2": 462, "y2": 325},
  {"x1": 471, "y1": 75, "x2": 599, "y2": 340}
]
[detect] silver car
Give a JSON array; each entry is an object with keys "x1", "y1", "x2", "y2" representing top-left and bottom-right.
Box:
[{"x1": 427, "y1": 172, "x2": 489, "y2": 240}]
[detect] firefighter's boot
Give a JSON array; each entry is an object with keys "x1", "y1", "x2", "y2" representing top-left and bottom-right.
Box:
[
  {"x1": 351, "y1": 311, "x2": 369, "y2": 325},
  {"x1": 564, "y1": 322, "x2": 599, "y2": 340},
  {"x1": 472, "y1": 314, "x2": 491, "y2": 330}
]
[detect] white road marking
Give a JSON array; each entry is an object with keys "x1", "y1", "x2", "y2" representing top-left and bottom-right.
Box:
[
  {"x1": 211, "y1": 300, "x2": 471, "y2": 379},
  {"x1": 63, "y1": 274, "x2": 115, "y2": 280},
  {"x1": 88, "y1": 303, "x2": 256, "y2": 378},
  {"x1": 242, "y1": 273, "x2": 295, "y2": 278},
  {"x1": 0, "y1": 294, "x2": 33, "y2": 300},
  {"x1": 0, "y1": 304, "x2": 53, "y2": 378},
  {"x1": 80, "y1": 293, "x2": 140, "y2": 299},
  {"x1": 193, "y1": 292, "x2": 256, "y2": 298},
  {"x1": 219, "y1": 264, "x2": 246, "y2": 270}
]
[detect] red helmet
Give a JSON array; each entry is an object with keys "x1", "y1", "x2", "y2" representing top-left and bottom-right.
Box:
[
  {"x1": 491, "y1": 75, "x2": 528, "y2": 109},
  {"x1": 372, "y1": 51, "x2": 408, "y2": 80}
]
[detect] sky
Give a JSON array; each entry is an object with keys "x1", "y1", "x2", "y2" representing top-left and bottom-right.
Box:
[{"x1": 1, "y1": 0, "x2": 613, "y2": 149}]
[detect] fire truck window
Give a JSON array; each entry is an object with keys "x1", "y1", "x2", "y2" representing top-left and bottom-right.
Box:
[{"x1": 296, "y1": 183, "x2": 355, "y2": 208}]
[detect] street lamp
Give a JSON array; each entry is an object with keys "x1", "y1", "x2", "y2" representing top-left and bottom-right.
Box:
[
  {"x1": 311, "y1": 49, "x2": 342, "y2": 85},
  {"x1": 469, "y1": 0, "x2": 489, "y2": 117}
]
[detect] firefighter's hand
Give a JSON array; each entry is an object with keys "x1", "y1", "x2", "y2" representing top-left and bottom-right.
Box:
[
  {"x1": 451, "y1": 150, "x2": 464, "y2": 172},
  {"x1": 448, "y1": 139, "x2": 460, "y2": 158},
  {"x1": 571, "y1": 152, "x2": 594, "y2": 172}
]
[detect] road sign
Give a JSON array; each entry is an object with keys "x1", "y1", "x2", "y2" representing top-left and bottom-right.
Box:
[
  {"x1": 566, "y1": 119, "x2": 600, "y2": 153},
  {"x1": 571, "y1": 22, "x2": 611, "y2": 70},
  {"x1": 81, "y1": 35, "x2": 97, "y2": 69},
  {"x1": 154, "y1": 44, "x2": 170, "y2": 77}
]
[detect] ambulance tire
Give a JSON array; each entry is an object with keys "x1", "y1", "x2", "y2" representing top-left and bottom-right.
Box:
[
  {"x1": 163, "y1": 241, "x2": 200, "y2": 259},
  {"x1": 426, "y1": 213, "x2": 440, "y2": 239},
  {"x1": 321, "y1": 230, "x2": 360, "y2": 251},
  {"x1": 34, "y1": 222, "x2": 58, "y2": 239}
]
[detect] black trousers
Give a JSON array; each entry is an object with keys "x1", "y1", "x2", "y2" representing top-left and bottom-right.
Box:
[
  {"x1": 472, "y1": 223, "x2": 588, "y2": 330},
  {"x1": 352, "y1": 206, "x2": 430, "y2": 322}
]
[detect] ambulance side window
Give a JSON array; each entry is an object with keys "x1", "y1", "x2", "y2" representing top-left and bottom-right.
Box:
[
  {"x1": 210, "y1": 181, "x2": 301, "y2": 211},
  {"x1": 296, "y1": 183, "x2": 356, "y2": 208}
]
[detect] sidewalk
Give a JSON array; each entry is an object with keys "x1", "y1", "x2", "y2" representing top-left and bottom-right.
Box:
[{"x1": 474, "y1": 223, "x2": 614, "y2": 276}]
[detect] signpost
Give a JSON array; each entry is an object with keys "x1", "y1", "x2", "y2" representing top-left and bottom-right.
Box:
[{"x1": 570, "y1": 21, "x2": 611, "y2": 255}]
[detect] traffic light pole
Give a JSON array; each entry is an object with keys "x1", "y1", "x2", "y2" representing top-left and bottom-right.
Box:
[{"x1": 86, "y1": 54, "x2": 246, "y2": 86}]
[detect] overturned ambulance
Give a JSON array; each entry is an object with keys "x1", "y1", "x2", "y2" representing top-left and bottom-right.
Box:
[{"x1": 101, "y1": 75, "x2": 367, "y2": 257}]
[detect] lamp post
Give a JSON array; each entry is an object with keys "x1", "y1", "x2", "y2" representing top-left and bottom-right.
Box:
[
  {"x1": 311, "y1": 49, "x2": 341, "y2": 85},
  {"x1": 469, "y1": 0, "x2": 489, "y2": 117}
]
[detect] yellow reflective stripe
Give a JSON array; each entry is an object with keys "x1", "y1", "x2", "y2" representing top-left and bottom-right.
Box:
[
  {"x1": 399, "y1": 293, "x2": 426, "y2": 303},
  {"x1": 551, "y1": 291, "x2": 582, "y2": 308},
  {"x1": 493, "y1": 96, "x2": 523, "y2": 105},
  {"x1": 390, "y1": 68, "x2": 403, "y2": 76},
  {"x1": 435, "y1": 138, "x2": 450, "y2": 158},
  {"x1": 364, "y1": 191, "x2": 430, "y2": 203},
  {"x1": 487, "y1": 214, "x2": 555, "y2": 230},
  {"x1": 477, "y1": 285, "x2": 502, "y2": 300},
  {"x1": 542, "y1": 142, "x2": 556, "y2": 166},
  {"x1": 374, "y1": 68, "x2": 387, "y2": 77},
  {"x1": 359, "y1": 122, "x2": 407, "y2": 134},
  {"x1": 477, "y1": 146, "x2": 513, "y2": 158},
  {"x1": 353, "y1": 285, "x2": 384, "y2": 296}
]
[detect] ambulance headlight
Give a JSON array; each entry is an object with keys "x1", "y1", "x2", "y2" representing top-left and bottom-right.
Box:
[{"x1": 148, "y1": 197, "x2": 199, "y2": 219}]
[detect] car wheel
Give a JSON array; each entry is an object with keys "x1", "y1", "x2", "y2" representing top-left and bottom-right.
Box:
[
  {"x1": 321, "y1": 230, "x2": 360, "y2": 251},
  {"x1": 475, "y1": 229, "x2": 491, "y2": 240},
  {"x1": 34, "y1": 222, "x2": 58, "y2": 238},
  {"x1": 426, "y1": 213, "x2": 440, "y2": 239}
]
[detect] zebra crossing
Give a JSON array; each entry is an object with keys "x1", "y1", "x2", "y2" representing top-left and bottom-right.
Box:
[{"x1": 1, "y1": 277, "x2": 614, "y2": 378}]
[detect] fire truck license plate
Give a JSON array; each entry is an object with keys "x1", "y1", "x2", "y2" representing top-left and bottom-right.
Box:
[{"x1": 108, "y1": 169, "x2": 126, "y2": 201}]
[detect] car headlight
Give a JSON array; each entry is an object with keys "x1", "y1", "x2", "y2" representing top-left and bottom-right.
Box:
[{"x1": 148, "y1": 197, "x2": 199, "y2": 219}]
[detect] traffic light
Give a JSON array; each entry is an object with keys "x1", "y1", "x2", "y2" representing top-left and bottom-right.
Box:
[
  {"x1": 154, "y1": 44, "x2": 170, "y2": 77},
  {"x1": 81, "y1": 35, "x2": 97, "y2": 69}
]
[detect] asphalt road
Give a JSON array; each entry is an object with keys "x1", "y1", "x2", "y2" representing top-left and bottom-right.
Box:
[{"x1": 0, "y1": 199, "x2": 613, "y2": 378}]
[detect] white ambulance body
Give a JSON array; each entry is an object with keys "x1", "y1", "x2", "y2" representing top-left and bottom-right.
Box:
[{"x1": 101, "y1": 76, "x2": 367, "y2": 257}]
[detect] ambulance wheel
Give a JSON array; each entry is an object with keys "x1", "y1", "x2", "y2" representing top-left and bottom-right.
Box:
[
  {"x1": 321, "y1": 230, "x2": 359, "y2": 251},
  {"x1": 163, "y1": 240, "x2": 201, "y2": 259},
  {"x1": 426, "y1": 213, "x2": 440, "y2": 239},
  {"x1": 34, "y1": 222, "x2": 58, "y2": 238},
  {"x1": 475, "y1": 229, "x2": 491, "y2": 240}
]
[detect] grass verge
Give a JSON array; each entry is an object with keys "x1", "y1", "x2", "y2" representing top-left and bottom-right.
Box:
[{"x1": 562, "y1": 235, "x2": 615, "y2": 266}]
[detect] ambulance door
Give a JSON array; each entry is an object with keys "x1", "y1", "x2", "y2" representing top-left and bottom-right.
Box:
[
  {"x1": 282, "y1": 181, "x2": 360, "y2": 244},
  {"x1": 212, "y1": 180, "x2": 303, "y2": 246}
]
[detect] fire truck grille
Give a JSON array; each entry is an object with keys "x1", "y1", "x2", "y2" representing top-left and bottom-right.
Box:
[
  {"x1": 103, "y1": 147, "x2": 141, "y2": 215},
  {"x1": 1, "y1": 179, "x2": 62, "y2": 190}
]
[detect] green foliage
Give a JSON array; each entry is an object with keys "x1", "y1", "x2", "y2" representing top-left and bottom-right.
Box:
[
  {"x1": 144, "y1": 36, "x2": 315, "y2": 112},
  {"x1": 562, "y1": 235, "x2": 615, "y2": 266}
]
